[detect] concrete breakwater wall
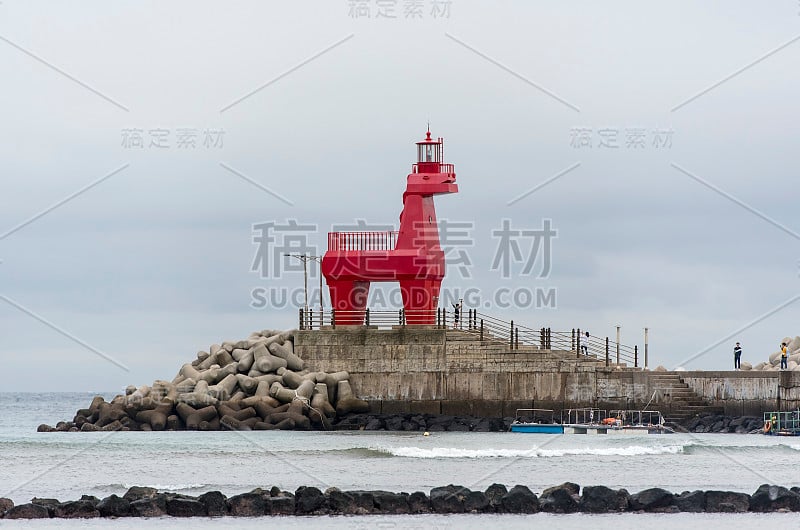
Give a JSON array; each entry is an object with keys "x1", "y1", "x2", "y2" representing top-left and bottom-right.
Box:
[
  {"x1": 681, "y1": 371, "x2": 779, "y2": 416},
  {"x1": 295, "y1": 328, "x2": 784, "y2": 419}
]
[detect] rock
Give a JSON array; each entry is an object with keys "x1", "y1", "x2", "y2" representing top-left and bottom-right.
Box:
[
  {"x1": 79, "y1": 495, "x2": 100, "y2": 507},
  {"x1": 3, "y1": 503, "x2": 50, "y2": 519},
  {"x1": 26, "y1": 498, "x2": 57, "y2": 517},
  {"x1": 365, "y1": 418, "x2": 384, "y2": 430},
  {"x1": 430, "y1": 485, "x2": 467, "y2": 513},
  {"x1": 739, "y1": 362, "x2": 752, "y2": 371},
  {"x1": 686, "y1": 417, "x2": 702, "y2": 431},
  {"x1": 464, "y1": 491, "x2": 489, "y2": 512},
  {"x1": 728, "y1": 417, "x2": 745, "y2": 428},
  {"x1": 349, "y1": 491, "x2": 377, "y2": 514},
  {"x1": 543, "y1": 481, "x2": 580, "y2": 496},
  {"x1": 54, "y1": 500, "x2": 100, "y2": 518},
  {"x1": 227, "y1": 493, "x2": 266, "y2": 517},
  {"x1": 539, "y1": 483, "x2": 580, "y2": 513},
  {"x1": 750, "y1": 484, "x2": 800, "y2": 512},
  {"x1": 474, "y1": 418, "x2": 503, "y2": 431},
  {"x1": 295, "y1": 486, "x2": 327, "y2": 514},
  {"x1": 129, "y1": 497, "x2": 167, "y2": 517},
  {"x1": 326, "y1": 488, "x2": 357, "y2": 514},
  {"x1": 123, "y1": 486, "x2": 158, "y2": 502},
  {"x1": 427, "y1": 415, "x2": 455, "y2": 427},
  {"x1": 266, "y1": 495, "x2": 295, "y2": 515},
  {"x1": 0, "y1": 498, "x2": 13, "y2": 516},
  {"x1": 675, "y1": 490, "x2": 705, "y2": 512},
  {"x1": 705, "y1": 490, "x2": 750, "y2": 513},
  {"x1": 630, "y1": 488, "x2": 674, "y2": 512},
  {"x1": 500, "y1": 485, "x2": 539, "y2": 513},
  {"x1": 37, "y1": 424, "x2": 56, "y2": 432},
  {"x1": 384, "y1": 416, "x2": 404, "y2": 431},
  {"x1": 197, "y1": 491, "x2": 227, "y2": 516},
  {"x1": 165, "y1": 497, "x2": 206, "y2": 517},
  {"x1": 373, "y1": 491, "x2": 410, "y2": 514},
  {"x1": 580, "y1": 485, "x2": 628, "y2": 513},
  {"x1": 654, "y1": 365, "x2": 667, "y2": 372},
  {"x1": 484, "y1": 483, "x2": 508, "y2": 511},
  {"x1": 97, "y1": 494, "x2": 130, "y2": 517},
  {"x1": 408, "y1": 491, "x2": 431, "y2": 513}
]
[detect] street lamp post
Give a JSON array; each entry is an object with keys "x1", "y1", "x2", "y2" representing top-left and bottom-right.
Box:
[{"x1": 284, "y1": 254, "x2": 324, "y2": 315}]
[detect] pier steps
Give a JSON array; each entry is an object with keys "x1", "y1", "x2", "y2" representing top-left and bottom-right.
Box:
[
  {"x1": 647, "y1": 373, "x2": 724, "y2": 423},
  {"x1": 447, "y1": 330, "x2": 723, "y2": 422}
]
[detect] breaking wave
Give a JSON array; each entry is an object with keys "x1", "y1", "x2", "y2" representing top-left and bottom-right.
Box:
[
  {"x1": 376, "y1": 445, "x2": 687, "y2": 459},
  {"x1": 94, "y1": 483, "x2": 212, "y2": 492}
]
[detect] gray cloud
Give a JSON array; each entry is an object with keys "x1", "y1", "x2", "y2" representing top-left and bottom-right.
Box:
[{"x1": 1, "y1": 1, "x2": 798, "y2": 390}]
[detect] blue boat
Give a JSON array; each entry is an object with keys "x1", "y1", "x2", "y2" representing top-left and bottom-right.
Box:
[
  {"x1": 510, "y1": 423, "x2": 565, "y2": 434},
  {"x1": 509, "y1": 409, "x2": 565, "y2": 434}
]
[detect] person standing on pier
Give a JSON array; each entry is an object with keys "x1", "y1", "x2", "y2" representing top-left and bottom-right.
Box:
[
  {"x1": 733, "y1": 342, "x2": 742, "y2": 370},
  {"x1": 781, "y1": 343, "x2": 789, "y2": 370},
  {"x1": 581, "y1": 332, "x2": 589, "y2": 356}
]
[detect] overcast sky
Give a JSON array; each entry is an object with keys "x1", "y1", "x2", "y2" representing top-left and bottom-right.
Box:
[{"x1": 1, "y1": 1, "x2": 799, "y2": 392}]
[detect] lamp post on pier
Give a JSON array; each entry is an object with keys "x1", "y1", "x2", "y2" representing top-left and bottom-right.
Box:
[{"x1": 284, "y1": 254, "x2": 324, "y2": 313}]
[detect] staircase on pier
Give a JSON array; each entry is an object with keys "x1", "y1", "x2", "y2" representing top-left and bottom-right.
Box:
[{"x1": 646, "y1": 372, "x2": 724, "y2": 423}]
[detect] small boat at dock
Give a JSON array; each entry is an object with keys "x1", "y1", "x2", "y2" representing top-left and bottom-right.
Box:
[
  {"x1": 509, "y1": 409, "x2": 565, "y2": 434},
  {"x1": 510, "y1": 408, "x2": 674, "y2": 435},
  {"x1": 562, "y1": 409, "x2": 674, "y2": 435}
]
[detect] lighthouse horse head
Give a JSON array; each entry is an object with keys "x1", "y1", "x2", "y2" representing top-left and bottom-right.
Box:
[{"x1": 322, "y1": 129, "x2": 459, "y2": 325}]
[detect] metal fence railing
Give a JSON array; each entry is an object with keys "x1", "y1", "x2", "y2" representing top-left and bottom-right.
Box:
[
  {"x1": 299, "y1": 307, "x2": 641, "y2": 368},
  {"x1": 326, "y1": 231, "x2": 399, "y2": 251}
]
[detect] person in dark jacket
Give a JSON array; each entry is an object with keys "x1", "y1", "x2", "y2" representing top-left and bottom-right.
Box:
[{"x1": 733, "y1": 342, "x2": 742, "y2": 370}]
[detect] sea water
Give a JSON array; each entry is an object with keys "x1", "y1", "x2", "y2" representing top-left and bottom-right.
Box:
[{"x1": 1, "y1": 393, "x2": 799, "y2": 529}]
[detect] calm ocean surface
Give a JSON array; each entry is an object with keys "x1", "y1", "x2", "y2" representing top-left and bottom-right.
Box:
[{"x1": 1, "y1": 392, "x2": 799, "y2": 528}]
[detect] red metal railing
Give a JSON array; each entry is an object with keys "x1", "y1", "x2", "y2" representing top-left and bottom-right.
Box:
[
  {"x1": 327, "y1": 231, "x2": 399, "y2": 251},
  {"x1": 412, "y1": 163, "x2": 455, "y2": 174}
]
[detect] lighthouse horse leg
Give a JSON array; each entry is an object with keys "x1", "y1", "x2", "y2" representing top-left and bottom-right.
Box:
[
  {"x1": 327, "y1": 280, "x2": 371, "y2": 325},
  {"x1": 399, "y1": 278, "x2": 441, "y2": 325}
]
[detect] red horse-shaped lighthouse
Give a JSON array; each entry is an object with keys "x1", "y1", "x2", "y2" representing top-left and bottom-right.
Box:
[{"x1": 322, "y1": 130, "x2": 458, "y2": 325}]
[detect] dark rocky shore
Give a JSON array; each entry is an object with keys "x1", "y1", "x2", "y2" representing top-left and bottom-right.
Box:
[
  {"x1": 334, "y1": 412, "x2": 506, "y2": 432},
  {"x1": 335, "y1": 412, "x2": 765, "y2": 434},
  {"x1": 4, "y1": 483, "x2": 800, "y2": 518},
  {"x1": 39, "y1": 399, "x2": 762, "y2": 434},
  {"x1": 683, "y1": 413, "x2": 764, "y2": 434}
]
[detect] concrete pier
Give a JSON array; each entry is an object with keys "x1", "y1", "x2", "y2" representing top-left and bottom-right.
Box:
[{"x1": 295, "y1": 328, "x2": 783, "y2": 420}]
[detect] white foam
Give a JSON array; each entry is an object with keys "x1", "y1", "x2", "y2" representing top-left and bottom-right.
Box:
[
  {"x1": 122, "y1": 483, "x2": 208, "y2": 491},
  {"x1": 380, "y1": 445, "x2": 685, "y2": 459}
]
